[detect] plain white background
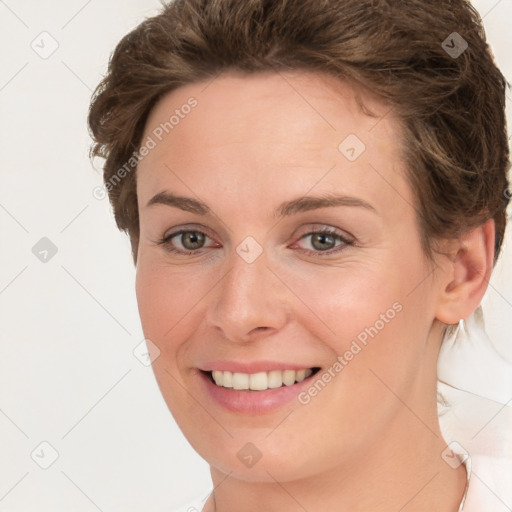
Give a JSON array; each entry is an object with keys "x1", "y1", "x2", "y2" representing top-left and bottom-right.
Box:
[{"x1": 0, "y1": 1, "x2": 510, "y2": 511}]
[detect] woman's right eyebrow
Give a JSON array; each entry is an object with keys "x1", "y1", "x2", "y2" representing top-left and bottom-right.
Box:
[
  {"x1": 145, "y1": 190, "x2": 378, "y2": 217},
  {"x1": 146, "y1": 191, "x2": 211, "y2": 215}
]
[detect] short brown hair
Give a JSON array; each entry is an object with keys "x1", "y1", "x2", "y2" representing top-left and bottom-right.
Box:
[{"x1": 88, "y1": 0, "x2": 510, "y2": 266}]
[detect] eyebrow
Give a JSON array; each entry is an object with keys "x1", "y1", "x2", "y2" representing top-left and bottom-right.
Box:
[{"x1": 145, "y1": 191, "x2": 377, "y2": 218}]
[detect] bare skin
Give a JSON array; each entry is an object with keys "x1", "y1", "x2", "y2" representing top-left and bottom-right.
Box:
[{"x1": 134, "y1": 71, "x2": 493, "y2": 512}]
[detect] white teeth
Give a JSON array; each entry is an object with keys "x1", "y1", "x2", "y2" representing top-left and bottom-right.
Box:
[
  {"x1": 233, "y1": 372, "x2": 249, "y2": 390},
  {"x1": 212, "y1": 370, "x2": 223, "y2": 386},
  {"x1": 223, "y1": 371, "x2": 233, "y2": 388},
  {"x1": 282, "y1": 370, "x2": 296, "y2": 386},
  {"x1": 267, "y1": 370, "x2": 283, "y2": 388},
  {"x1": 295, "y1": 369, "x2": 307, "y2": 382},
  {"x1": 249, "y1": 372, "x2": 268, "y2": 390},
  {"x1": 210, "y1": 368, "x2": 314, "y2": 390}
]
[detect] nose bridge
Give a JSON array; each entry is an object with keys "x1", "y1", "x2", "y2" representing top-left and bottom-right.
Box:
[{"x1": 206, "y1": 244, "x2": 289, "y2": 341}]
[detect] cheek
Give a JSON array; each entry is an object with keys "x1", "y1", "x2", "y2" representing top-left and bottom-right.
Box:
[
  {"x1": 134, "y1": 259, "x2": 210, "y2": 359},
  {"x1": 135, "y1": 261, "x2": 207, "y2": 421},
  {"x1": 286, "y1": 263, "x2": 404, "y2": 339},
  {"x1": 286, "y1": 258, "x2": 432, "y2": 381},
  {"x1": 136, "y1": 261, "x2": 197, "y2": 388},
  {"x1": 133, "y1": 247, "x2": 435, "y2": 480},
  {"x1": 135, "y1": 248, "x2": 430, "y2": 354}
]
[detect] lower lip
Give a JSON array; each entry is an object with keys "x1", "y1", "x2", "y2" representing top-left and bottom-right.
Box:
[{"x1": 197, "y1": 370, "x2": 319, "y2": 414}]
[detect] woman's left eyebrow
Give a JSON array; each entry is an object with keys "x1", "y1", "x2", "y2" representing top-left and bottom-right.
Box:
[
  {"x1": 274, "y1": 194, "x2": 377, "y2": 218},
  {"x1": 145, "y1": 191, "x2": 377, "y2": 217}
]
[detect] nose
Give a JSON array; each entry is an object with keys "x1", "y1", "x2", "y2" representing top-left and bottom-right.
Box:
[{"x1": 205, "y1": 246, "x2": 290, "y2": 343}]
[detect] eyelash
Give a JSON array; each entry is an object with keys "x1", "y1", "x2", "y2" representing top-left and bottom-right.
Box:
[{"x1": 155, "y1": 227, "x2": 354, "y2": 257}]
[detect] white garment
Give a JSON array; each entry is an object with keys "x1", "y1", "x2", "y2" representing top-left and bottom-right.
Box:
[
  {"x1": 170, "y1": 307, "x2": 512, "y2": 511},
  {"x1": 442, "y1": 388, "x2": 512, "y2": 511},
  {"x1": 438, "y1": 305, "x2": 512, "y2": 511},
  {"x1": 438, "y1": 305, "x2": 512, "y2": 404}
]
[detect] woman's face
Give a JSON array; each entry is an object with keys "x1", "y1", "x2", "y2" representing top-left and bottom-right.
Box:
[{"x1": 135, "y1": 71, "x2": 447, "y2": 482}]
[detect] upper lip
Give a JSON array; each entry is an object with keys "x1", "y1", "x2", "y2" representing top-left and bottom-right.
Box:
[{"x1": 198, "y1": 361, "x2": 319, "y2": 373}]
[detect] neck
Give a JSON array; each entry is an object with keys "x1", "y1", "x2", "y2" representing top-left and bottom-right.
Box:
[
  {"x1": 203, "y1": 332, "x2": 467, "y2": 512},
  {"x1": 205, "y1": 421, "x2": 466, "y2": 512},
  {"x1": 203, "y1": 384, "x2": 467, "y2": 512}
]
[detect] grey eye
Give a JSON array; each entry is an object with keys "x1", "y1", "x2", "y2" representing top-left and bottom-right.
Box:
[
  {"x1": 179, "y1": 231, "x2": 206, "y2": 250},
  {"x1": 310, "y1": 232, "x2": 336, "y2": 251}
]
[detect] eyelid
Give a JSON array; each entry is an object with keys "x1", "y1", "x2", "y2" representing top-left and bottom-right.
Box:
[
  {"x1": 293, "y1": 223, "x2": 355, "y2": 242},
  {"x1": 160, "y1": 227, "x2": 219, "y2": 253},
  {"x1": 290, "y1": 225, "x2": 355, "y2": 255},
  {"x1": 158, "y1": 227, "x2": 354, "y2": 260},
  {"x1": 161, "y1": 223, "x2": 215, "y2": 240}
]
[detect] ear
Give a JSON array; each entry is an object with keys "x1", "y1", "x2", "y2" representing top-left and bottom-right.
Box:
[{"x1": 435, "y1": 219, "x2": 495, "y2": 324}]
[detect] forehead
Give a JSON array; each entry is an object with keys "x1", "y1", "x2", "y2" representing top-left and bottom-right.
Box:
[
  {"x1": 142, "y1": 70, "x2": 397, "y2": 150},
  {"x1": 137, "y1": 70, "x2": 412, "y2": 214}
]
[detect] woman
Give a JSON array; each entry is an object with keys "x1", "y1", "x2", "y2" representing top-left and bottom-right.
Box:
[{"x1": 88, "y1": 0, "x2": 510, "y2": 510}]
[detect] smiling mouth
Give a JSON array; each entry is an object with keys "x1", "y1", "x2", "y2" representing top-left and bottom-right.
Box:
[{"x1": 202, "y1": 367, "x2": 321, "y2": 391}]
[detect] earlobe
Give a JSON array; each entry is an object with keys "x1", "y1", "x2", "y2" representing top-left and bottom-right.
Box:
[{"x1": 435, "y1": 219, "x2": 495, "y2": 325}]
